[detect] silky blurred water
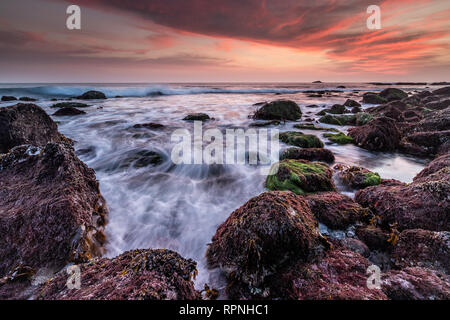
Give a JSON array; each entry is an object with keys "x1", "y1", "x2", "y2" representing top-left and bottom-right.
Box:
[{"x1": 0, "y1": 83, "x2": 429, "y2": 290}]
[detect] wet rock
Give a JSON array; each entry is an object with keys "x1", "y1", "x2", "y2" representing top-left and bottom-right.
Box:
[
  {"x1": 401, "y1": 130, "x2": 450, "y2": 156},
  {"x1": 19, "y1": 97, "x2": 37, "y2": 102},
  {"x1": 414, "y1": 153, "x2": 450, "y2": 182},
  {"x1": 340, "y1": 238, "x2": 370, "y2": 257},
  {"x1": 424, "y1": 99, "x2": 450, "y2": 111},
  {"x1": 344, "y1": 99, "x2": 361, "y2": 108},
  {"x1": 1, "y1": 96, "x2": 17, "y2": 101},
  {"x1": 0, "y1": 142, "x2": 108, "y2": 278},
  {"x1": 362, "y1": 93, "x2": 387, "y2": 104},
  {"x1": 76, "y1": 90, "x2": 106, "y2": 100},
  {"x1": 348, "y1": 117, "x2": 401, "y2": 151},
  {"x1": 319, "y1": 114, "x2": 356, "y2": 126},
  {"x1": 415, "y1": 107, "x2": 450, "y2": 132},
  {"x1": 334, "y1": 164, "x2": 381, "y2": 189},
  {"x1": 355, "y1": 226, "x2": 391, "y2": 251},
  {"x1": 306, "y1": 192, "x2": 370, "y2": 229},
  {"x1": 50, "y1": 102, "x2": 89, "y2": 109},
  {"x1": 355, "y1": 112, "x2": 374, "y2": 125},
  {"x1": 133, "y1": 122, "x2": 165, "y2": 129},
  {"x1": 182, "y1": 113, "x2": 211, "y2": 121},
  {"x1": 249, "y1": 120, "x2": 280, "y2": 127},
  {"x1": 266, "y1": 159, "x2": 335, "y2": 195},
  {"x1": 206, "y1": 191, "x2": 325, "y2": 289},
  {"x1": 0, "y1": 103, "x2": 65, "y2": 154},
  {"x1": 37, "y1": 249, "x2": 200, "y2": 300},
  {"x1": 432, "y1": 86, "x2": 450, "y2": 96},
  {"x1": 392, "y1": 229, "x2": 449, "y2": 274},
  {"x1": 351, "y1": 106, "x2": 362, "y2": 113},
  {"x1": 305, "y1": 104, "x2": 319, "y2": 108},
  {"x1": 379, "y1": 88, "x2": 408, "y2": 102},
  {"x1": 328, "y1": 104, "x2": 347, "y2": 114},
  {"x1": 253, "y1": 99, "x2": 302, "y2": 121},
  {"x1": 280, "y1": 147, "x2": 335, "y2": 163},
  {"x1": 293, "y1": 123, "x2": 336, "y2": 131},
  {"x1": 355, "y1": 175, "x2": 449, "y2": 231},
  {"x1": 53, "y1": 107, "x2": 86, "y2": 116},
  {"x1": 323, "y1": 132, "x2": 354, "y2": 145},
  {"x1": 382, "y1": 267, "x2": 450, "y2": 300},
  {"x1": 279, "y1": 131, "x2": 323, "y2": 148}
]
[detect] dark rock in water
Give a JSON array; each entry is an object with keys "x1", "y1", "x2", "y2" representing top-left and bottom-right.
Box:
[
  {"x1": 133, "y1": 122, "x2": 165, "y2": 129},
  {"x1": 37, "y1": 249, "x2": 200, "y2": 300},
  {"x1": 279, "y1": 131, "x2": 323, "y2": 148},
  {"x1": 19, "y1": 97, "x2": 37, "y2": 102},
  {"x1": 355, "y1": 112, "x2": 374, "y2": 125},
  {"x1": 355, "y1": 226, "x2": 391, "y2": 251},
  {"x1": 344, "y1": 99, "x2": 361, "y2": 108},
  {"x1": 340, "y1": 238, "x2": 370, "y2": 257},
  {"x1": 100, "y1": 150, "x2": 164, "y2": 172},
  {"x1": 312, "y1": 80, "x2": 322, "y2": 83},
  {"x1": 432, "y1": 86, "x2": 450, "y2": 96},
  {"x1": 249, "y1": 120, "x2": 280, "y2": 127},
  {"x1": 328, "y1": 104, "x2": 347, "y2": 114},
  {"x1": 319, "y1": 114, "x2": 356, "y2": 126},
  {"x1": 362, "y1": 93, "x2": 388, "y2": 104},
  {"x1": 206, "y1": 191, "x2": 325, "y2": 289},
  {"x1": 392, "y1": 229, "x2": 449, "y2": 274},
  {"x1": 53, "y1": 107, "x2": 86, "y2": 116},
  {"x1": 50, "y1": 102, "x2": 89, "y2": 108},
  {"x1": 0, "y1": 142, "x2": 108, "y2": 278},
  {"x1": 76, "y1": 90, "x2": 106, "y2": 100},
  {"x1": 266, "y1": 159, "x2": 335, "y2": 194},
  {"x1": 253, "y1": 101, "x2": 267, "y2": 106},
  {"x1": 280, "y1": 147, "x2": 335, "y2": 163},
  {"x1": 355, "y1": 169, "x2": 449, "y2": 231},
  {"x1": 334, "y1": 164, "x2": 381, "y2": 189},
  {"x1": 351, "y1": 106, "x2": 362, "y2": 113},
  {"x1": 1, "y1": 96, "x2": 17, "y2": 101},
  {"x1": 260, "y1": 248, "x2": 387, "y2": 300},
  {"x1": 382, "y1": 267, "x2": 450, "y2": 300},
  {"x1": 305, "y1": 104, "x2": 319, "y2": 108},
  {"x1": 306, "y1": 192, "x2": 370, "y2": 229},
  {"x1": 294, "y1": 123, "x2": 337, "y2": 131},
  {"x1": 0, "y1": 103, "x2": 65, "y2": 154},
  {"x1": 307, "y1": 94, "x2": 322, "y2": 98},
  {"x1": 182, "y1": 113, "x2": 211, "y2": 121},
  {"x1": 323, "y1": 131, "x2": 354, "y2": 145},
  {"x1": 379, "y1": 88, "x2": 408, "y2": 101},
  {"x1": 253, "y1": 99, "x2": 302, "y2": 121},
  {"x1": 348, "y1": 117, "x2": 401, "y2": 151},
  {"x1": 337, "y1": 85, "x2": 346, "y2": 89}
]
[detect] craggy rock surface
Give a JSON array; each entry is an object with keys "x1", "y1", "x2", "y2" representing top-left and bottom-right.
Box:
[
  {"x1": 206, "y1": 191, "x2": 325, "y2": 288},
  {"x1": 37, "y1": 249, "x2": 200, "y2": 300},
  {"x1": 279, "y1": 131, "x2": 324, "y2": 148},
  {"x1": 0, "y1": 142, "x2": 108, "y2": 277},
  {"x1": 382, "y1": 267, "x2": 450, "y2": 300},
  {"x1": 306, "y1": 192, "x2": 370, "y2": 230},
  {"x1": 253, "y1": 99, "x2": 302, "y2": 121},
  {"x1": 266, "y1": 159, "x2": 335, "y2": 195},
  {"x1": 392, "y1": 229, "x2": 449, "y2": 274},
  {"x1": 355, "y1": 226, "x2": 391, "y2": 251},
  {"x1": 348, "y1": 117, "x2": 401, "y2": 151},
  {"x1": 0, "y1": 103, "x2": 65, "y2": 153},
  {"x1": 280, "y1": 147, "x2": 335, "y2": 163},
  {"x1": 334, "y1": 164, "x2": 381, "y2": 189},
  {"x1": 413, "y1": 153, "x2": 450, "y2": 182}
]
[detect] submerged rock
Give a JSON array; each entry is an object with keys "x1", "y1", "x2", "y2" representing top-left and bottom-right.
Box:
[
  {"x1": 76, "y1": 90, "x2": 106, "y2": 100},
  {"x1": 53, "y1": 107, "x2": 86, "y2": 116},
  {"x1": 37, "y1": 249, "x2": 200, "y2": 300},
  {"x1": 253, "y1": 99, "x2": 302, "y2": 121},
  {"x1": 348, "y1": 117, "x2": 401, "y2": 151},
  {"x1": 1, "y1": 96, "x2": 17, "y2": 101},
  {"x1": 133, "y1": 122, "x2": 165, "y2": 129},
  {"x1": 0, "y1": 142, "x2": 108, "y2": 277},
  {"x1": 206, "y1": 191, "x2": 325, "y2": 289},
  {"x1": 19, "y1": 97, "x2": 37, "y2": 102},
  {"x1": 279, "y1": 131, "x2": 323, "y2": 148},
  {"x1": 182, "y1": 113, "x2": 211, "y2": 121},
  {"x1": 280, "y1": 147, "x2": 335, "y2": 163},
  {"x1": 0, "y1": 103, "x2": 65, "y2": 153},
  {"x1": 306, "y1": 192, "x2": 370, "y2": 229},
  {"x1": 265, "y1": 159, "x2": 335, "y2": 195},
  {"x1": 50, "y1": 102, "x2": 89, "y2": 109},
  {"x1": 334, "y1": 164, "x2": 381, "y2": 189}
]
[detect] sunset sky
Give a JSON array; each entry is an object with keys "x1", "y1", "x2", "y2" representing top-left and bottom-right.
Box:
[{"x1": 0, "y1": 0, "x2": 449, "y2": 82}]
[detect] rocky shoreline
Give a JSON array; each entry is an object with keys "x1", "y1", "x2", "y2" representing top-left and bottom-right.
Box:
[{"x1": 0, "y1": 86, "x2": 449, "y2": 300}]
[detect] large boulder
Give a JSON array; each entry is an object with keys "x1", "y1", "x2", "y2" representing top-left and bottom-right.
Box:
[
  {"x1": 348, "y1": 117, "x2": 401, "y2": 151},
  {"x1": 279, "y1": 131, "x2": 323, "y2": 148},
  {"x1": 306, "y1": 192, "x2": 371, "y2": 229},
  {"x1": 334, "y1": 164, "x2": 381, "y2": 189},
  {"x1": 344, "y1": 99, "x2": 361, "y2": 108},
  {"x1": 432, "y1": 86, "x2": 450, "y2": 96},
  {"x1": 414, "y1": 153, "x2": 450, "y2": 182},
  {"x1": 76, "y1": 90, "x2": 106, "y2": 100},
  {"x1": 265, "y1": 159, "x2": 335, "y2": 195},
  {"x1": 0, "y1": 142, "x2": 108, "y2": 277},
  {"x1": 37, "y1": 249, "x2": 200, "y2": 300},
  {"x1": 391, "y1": 229, "x2": 449, "y2": 274},
  {"x1": 362, "y1": 93, "x2": 387, "y2": 104},
  {"x1": 379, "y1": 88, "x2": 408, "y2": 101},
  {"x1": 0, "y1": 103, "x2": 65, "y2": 153},
  {"x1": 253, "y1": 100, "x2": 302, "y2": 121},
  {"x1": 280, "y1": 147, "x2": 335, "y2": 163},
  {"x1": 206, "y1": 191, "x2": 325, "y2": 288},
  {"x1": 382, "y1": 267, "x2": 450, "y2": 300}
]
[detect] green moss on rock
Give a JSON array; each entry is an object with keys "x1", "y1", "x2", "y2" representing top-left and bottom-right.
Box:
[
  {"x1": 323, "y1": 132, "x2": 354, "y2": 145},
  {"x1": 363, "y1": 172, "x2": 382, "y2": 187},
  {"x1": 279, "y1": 131, "x2": 324, "y2": 148}
]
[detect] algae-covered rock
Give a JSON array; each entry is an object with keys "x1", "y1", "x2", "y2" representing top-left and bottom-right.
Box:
[
  {"x1": 323, "y1": 132, "x2": 354, "y2": 145},
  {"x1": 348, "y1": 117, "x2": 401, "y2": 151},
  {"x1": 280, "y1": 147, "x2": 335, "y2": 163},
  {"x1": 355, "y1": 112, "x2": 374, "y2": 125},
  {"x1": 334, "y1": 164, "x2": 381, "y2": 189},
  {"x1": 319, "y1": 114, "x2": 356, "y2": 126},
  {"x1": 379, "y1": 88, "x2": 408, "y2": 102},
  {"x1": 362, "y1": 93, "x2": 388, "y2": 104},
  {"x1": 279, "y1": 131, "x2": 324, "y2": 148},
  {"x1": 266, "y1": 159, "x2": 335, "y2": 194},
  {"x1": 253, "y1": 99, "x2": 302, "y2": 121}
]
